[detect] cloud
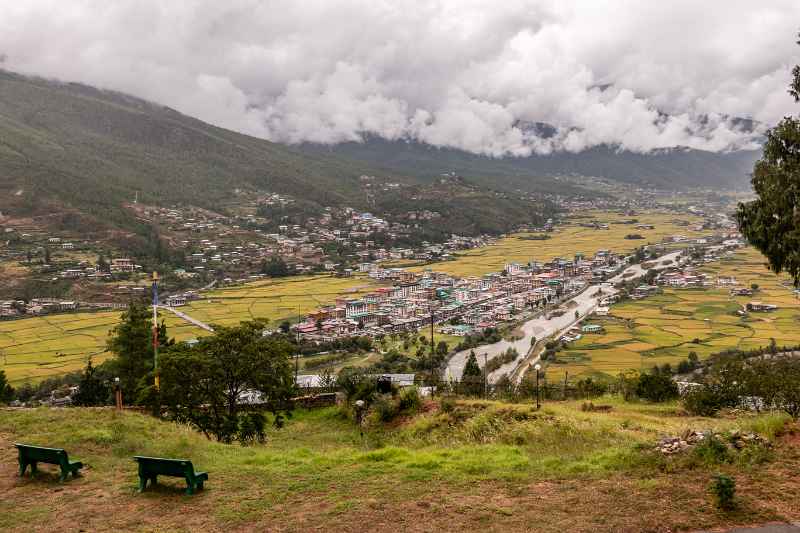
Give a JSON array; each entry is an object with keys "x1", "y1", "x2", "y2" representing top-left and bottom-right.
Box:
[{"x1": 1, "y1": 0, "x2": 798, "y2": 156}]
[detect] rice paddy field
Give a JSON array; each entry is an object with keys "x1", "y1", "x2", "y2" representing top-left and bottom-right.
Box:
[
  {"x1": 548, "y1": 247, "x2": 800, "y2": 382},
  {"x1": 413, "y1": 210, "x2": 706, "y2": 278},
  {"x1": 0, "y1": 209, "x2": 754, "y2": 386},
  {"x1": 172, "y1": 274, "x2": 379, "y2": 328},
  {"x1": 0, "y1": 274, "x2": 379, "y2": 384}
]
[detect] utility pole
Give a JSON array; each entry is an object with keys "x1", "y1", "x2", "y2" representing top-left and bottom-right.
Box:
[
  {"x1": 483, "y1": 353, "x2": 488, "y2": 398},
  {"x1": 152, "y1": 271, "x2": 160, "y2": 391},
  {"x1": 295, "y1": 304, "x2": 301, "y2": 384},
  {"x1": 429, "y1": 296, "x2": 437, "y2": 391}
]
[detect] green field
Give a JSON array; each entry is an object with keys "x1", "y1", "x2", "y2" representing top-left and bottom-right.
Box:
[
  {"x1": 548, "y1": 247, "x2": 800, "y2": 381},
  {"x1": 1, "y1": 400, "x2": 796, "y2": 531}
]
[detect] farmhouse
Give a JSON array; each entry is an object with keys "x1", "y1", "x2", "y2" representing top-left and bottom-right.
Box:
[{"x1": 746, "y1": 301, "x2": 778, "y2": 312}]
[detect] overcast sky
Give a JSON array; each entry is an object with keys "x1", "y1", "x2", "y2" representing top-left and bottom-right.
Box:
[{"x1": 1, "y1": 1, "x2": 798, "y2": 156}]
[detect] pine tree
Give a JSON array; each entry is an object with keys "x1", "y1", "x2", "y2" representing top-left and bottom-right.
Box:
[
  {"x1": 72, "y1": 359, "x2": 109, "y2": 406},
  {"x1": 106, "y1": 302, "x2": 162, "y2": 399},
  {"x1": 0, "y1": 370, "x2": 14, "y2": 404},
  {"x1": 737, "y1": 34, "x2": 800, "y2": 286},
  {"x1": 462, "y1": 350, "x2": 482, "y2": 396}
]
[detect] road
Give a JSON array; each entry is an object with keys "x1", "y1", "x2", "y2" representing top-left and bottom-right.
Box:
[
  {"x1": 443, "y1": 250, "x2": 684, "y2": 383},
  {"x1": 156, "y1": 305, "x2": 215, "y2": 332}
]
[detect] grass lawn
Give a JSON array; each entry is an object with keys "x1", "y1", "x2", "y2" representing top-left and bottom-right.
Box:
[
  {"x1": 1, "y1": 400, "x2": 798, "y2": 532},
  {"x1": 548, "y1": 247, "x2": 800, "y2": 382}
]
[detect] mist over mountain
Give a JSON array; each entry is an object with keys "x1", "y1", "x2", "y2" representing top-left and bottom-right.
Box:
[
  {"x1": 0, "y1": 71, "x2": 555, "y2": 242},
  {"x1": 0, "y1": 70, "x2": 397, "y2": 228}
]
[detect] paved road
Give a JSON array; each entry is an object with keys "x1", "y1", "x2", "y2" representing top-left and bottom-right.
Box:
[
  {"x1": 156, "y1": 305, "x2": 215, "y2": 332},
  {"x1": 443, "y1": 250, "x2": 684, "y2": 383}
]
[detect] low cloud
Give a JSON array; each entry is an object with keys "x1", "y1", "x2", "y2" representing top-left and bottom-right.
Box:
[{"x1": 1, "y1": 0, "x2": 797, "y2": 155}]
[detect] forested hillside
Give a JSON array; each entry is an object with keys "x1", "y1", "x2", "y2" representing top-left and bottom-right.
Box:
[
  {"x1": 302, "y1": 135, "x2": 759, "y2": 192},
  {"x1": 0, "y1": 70, "x2": 389, "y2": 228}
]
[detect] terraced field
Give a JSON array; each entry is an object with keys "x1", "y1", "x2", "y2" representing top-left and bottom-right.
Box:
[
  {"x1": 177, "y1": 274, "x2": 379, "y2": 327},
  {"x1": 0, "y1": 210, "x2": 720, "y2": 385},
  {"x1": 0, "y1": 274, "x2": 379, "y2": 384},
  {"x1": 548, "y1": 247, "x2": 800, "y2": 382},
  {"x1": 413, "y1": 210, "x2": 705, "y2": 278}
]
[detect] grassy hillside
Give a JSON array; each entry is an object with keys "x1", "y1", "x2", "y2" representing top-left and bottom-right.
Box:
[
  {"x1": 0, "y1": 70, "x2": 394, "y2": 228},
  {"x1": 1, "y1": 401, "x2": 797, "y2": 531}
]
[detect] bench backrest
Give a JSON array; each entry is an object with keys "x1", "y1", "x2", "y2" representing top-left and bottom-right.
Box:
[
  {"x1": 134, "y1": 456, "x2": 194, "y2": 477},
  {"x1": 15, "y1": 444, "x2": 68, "y2": 466}
]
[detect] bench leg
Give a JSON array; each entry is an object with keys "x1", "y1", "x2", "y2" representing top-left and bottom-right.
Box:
[
  {"x1": 30, "y1": 462, "x2": 37, "y2": 476},
  {"x1": 138, "y1": 475, "x2": 147, "y2": 492},
  {"x1": 19, "y1": 461, "x2": 27, "y2": 477},
  {"x1": 185, "y1": 479, "x2": 194, "y2": 495},
  {"x1": 196, "y1": 479, "x2": 204, "y2": 491},
  {"x1": 59, "y1": 469, "x2": 67, "y2": 483}
]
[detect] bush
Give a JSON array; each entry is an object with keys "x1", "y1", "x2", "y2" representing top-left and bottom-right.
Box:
[
  {"x1": 635, "y1": 373, "x2": 678, "y2": 402},
  {"x1": 337, "y1": 369, "x2": 378, "y2": 404},
  {"x1": 398, "y1": 386, "x2": 422, "y2": 414},
  {"x1": 693, "y1": 435, "x2": 730, "y2": 465},
  {"x1": 237, "y1": 411, "x2": 267, "y2": 445},
  {"x1": 372, "y1": 394, "x2": 398, "y2": 422},
  {"x1": 710, "y1": 474, "x2": 736, "y2": 510},
  {"x1": 440, "y1": 396, "x2": 456, "y2": 413},
  {"x1": 683, "y1": 387, "x2": 725, "y2": 416}
]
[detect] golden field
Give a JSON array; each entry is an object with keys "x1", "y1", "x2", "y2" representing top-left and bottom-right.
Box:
[{"x1": 548, "y1": 247, "x2": 800, "y2": 381}]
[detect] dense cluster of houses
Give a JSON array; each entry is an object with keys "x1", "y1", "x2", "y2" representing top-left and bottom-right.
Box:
[
  {"x1": 134, "y1": 198, "x2": 494, "y2": 283},
  {"x1": 292, "y1": 250, "x2": 628, "y2": 342},
  {"x1": 0, "y1": 298, "x2": 78, "y2": 317}
]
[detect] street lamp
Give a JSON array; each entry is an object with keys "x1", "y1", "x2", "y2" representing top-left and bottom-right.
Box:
[
  {"x1": 114, "y1": 377, "x2": 122, "y2": 410},
  {"x1": 534, "y1": 363, "x2": 542, "y2": 409}
]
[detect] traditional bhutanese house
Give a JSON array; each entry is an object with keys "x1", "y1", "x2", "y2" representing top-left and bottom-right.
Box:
[
  {"x1": 581, "y1": 324, "x2": 603, "y2": 334},
  {"x1": 746, "y1": 301, "x2": 778, "y2": 312}
]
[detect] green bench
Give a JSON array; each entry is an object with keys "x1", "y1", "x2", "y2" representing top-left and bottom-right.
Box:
[
  {"x1": 133, "y1": 456, "x2": 208, "y2": 495},
  {"x1": 14, "y1": 443, "x2": 83, "y2": 482}
]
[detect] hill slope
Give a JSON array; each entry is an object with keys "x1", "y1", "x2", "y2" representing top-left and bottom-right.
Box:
[
  {"x1": 0, "y1": 70, "x2": 398, "y2": 229},
  {"x1": 302, "y1": 135, "x2": 759, "y2": 192},
  {"x1": 0, "y1": 402, "x2": 795, "y2": 532}
]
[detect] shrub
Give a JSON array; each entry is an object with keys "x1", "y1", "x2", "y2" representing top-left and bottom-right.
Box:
[
  {"x1": 635, "y1": 373, "x2": 678, "y2": 402},
  {"x1": 372, "y1": 394, "x2": 398, "y2": 422},
  {"x1": 237, "y1": 411, "x2": 267, "y2": 445},
  {"x1": 693, "y1": 435, "x2": 730, "y2": 465},
  {"x1": 440, "y1": 396, "x2": 456, "y2": 413},
  {"x1": 337, "y1": 369, "x2": 378, "y2": 404},
  {"x1": 398, "y1": 387, "x2": 421, "y2": 414},
  {"x1": 683, "y1": 387, "x2": 725, "y2": 417},
  {"x1": 710, "y1": 474, "x2": 736, "y2": 510}
]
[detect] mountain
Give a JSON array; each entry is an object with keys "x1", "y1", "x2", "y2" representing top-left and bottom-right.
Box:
[
  {"x1": 300, "y1": 135, "x2": 760, "y2": 192},
  {"x1": 0, "y1": 70, "x2": 400, "y2": 230},
  {"x1": 0, "y1": 70, "x2": 556, "y2": 251}
]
